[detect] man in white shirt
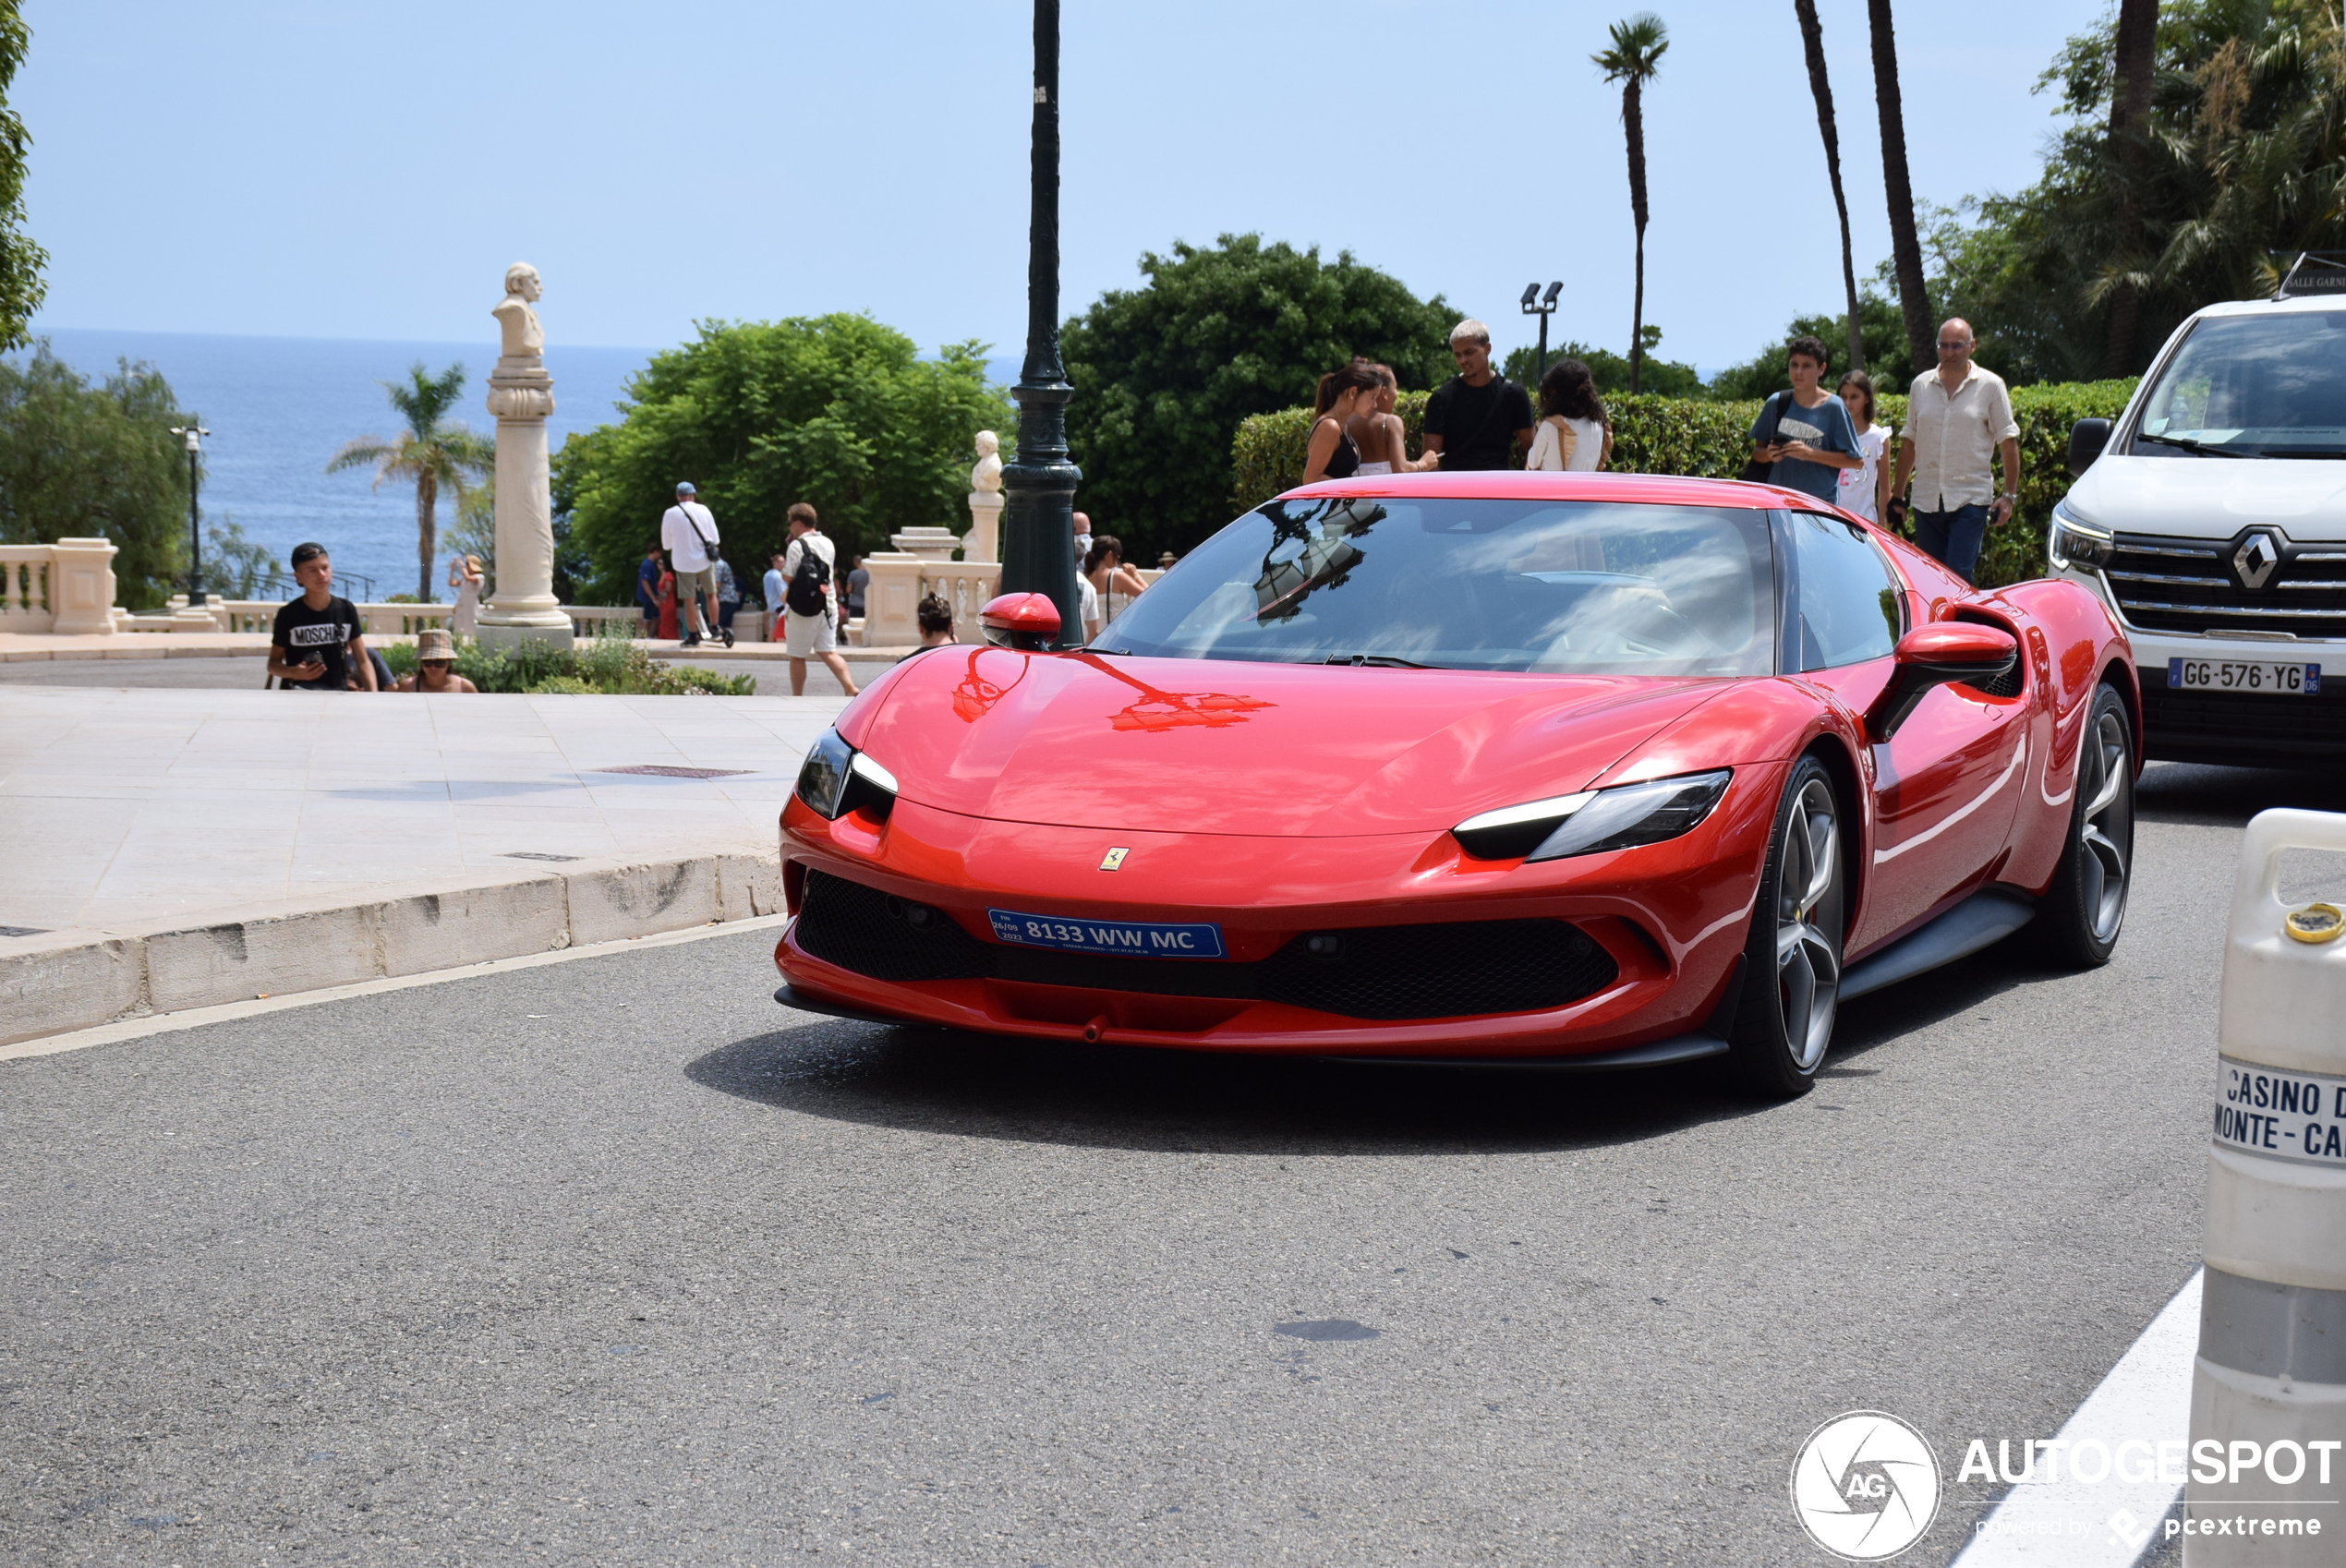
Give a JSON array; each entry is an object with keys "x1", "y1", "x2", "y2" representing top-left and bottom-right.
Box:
[
  {"x1": 659, "y1": 481, "x2": 725, "y2": 648},
  {"x1": 1888, "y1": 319, "x2": 2022, "y2": 585},
  {"x1": 780, "y1": 502, "x2": 860, "y2": 698}
]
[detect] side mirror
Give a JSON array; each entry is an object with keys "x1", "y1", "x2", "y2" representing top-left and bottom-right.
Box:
[
  {"x1": 979, "y1": 592, "x2": 1061, "y2": 652},
  {"x1": 2068, "y1": 417, "x2": 2112, "y2": 477},
  {"x1": 1867, "y1": 622, "x2": 2021, "y2": 742}
]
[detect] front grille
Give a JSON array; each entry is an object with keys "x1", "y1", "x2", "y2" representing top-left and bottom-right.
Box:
[
  {"x1": 792, "y1": 868, "x2": 1619, "y2": 1021},
  {"x1": 2106, "y1": 530, "x2": 2346, "y2": 638},
  {"x1": 2141, "y1": 670, "x2": 2346, "y2": 761}
]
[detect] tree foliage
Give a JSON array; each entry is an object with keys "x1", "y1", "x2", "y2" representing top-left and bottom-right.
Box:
[
  {"x1": 329, "y1": 363, "x2": 493, "y2": 603},
  {"x1": 0, "y1": 4, "x2": 47, "y2": 351},
  {"x1": 1505, "y1": 327, "x2": 1704, "y2": 400},
  {"x1": 1936, "y1": 0, "x2": 2346, "y2": 381},
  {"x1": 554, "y1": 315, "x2": 1010, "y2": 605},
  {"x1": 1708, "y1": 291, "x2": 1921, "y2": 400},
  {"x1": 0, "y1": 344, "x2": 192, "y2": 608},
  {"x1": 1593, "y1": 16, "x2": 1670, "y2": 392},
  {"x1": 1059, "y1": 234, "x2": 1455, "y2": 559}
]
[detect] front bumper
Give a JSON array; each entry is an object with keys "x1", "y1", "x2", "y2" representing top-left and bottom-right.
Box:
[
  {"x1": 2050, "y1": 561, "x2": 2346, "y2": 764},
  {"x1": 771, "y1": 773, "x2": 1782, "y2": 1058}
]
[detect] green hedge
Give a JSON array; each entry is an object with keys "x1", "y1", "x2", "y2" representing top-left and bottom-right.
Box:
[{"x1": 1229, "y1": 379, "x2": 2136, "y2": 589}]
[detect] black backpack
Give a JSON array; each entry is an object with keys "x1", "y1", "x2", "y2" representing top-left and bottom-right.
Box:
[{"x1": 786, "y1": 544, "x2": 831, "y2": 617}]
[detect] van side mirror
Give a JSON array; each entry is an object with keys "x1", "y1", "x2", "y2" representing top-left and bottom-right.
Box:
[
  {"x1": 2068, "y1": 418, "x2": 2112, "y2": 477},
  {"x1": 1867, "y1": 623, "x2": 2021, "y2": 742}
]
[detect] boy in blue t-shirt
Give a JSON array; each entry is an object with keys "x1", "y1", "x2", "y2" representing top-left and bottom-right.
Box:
[{"x1": 1749, "y1": 335, "x2": 1863, "y2": 504}]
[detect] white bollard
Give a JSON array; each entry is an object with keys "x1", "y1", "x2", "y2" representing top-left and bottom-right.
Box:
[{"x1": 2187, "y1": 809, "x2": 2346, "y2": 1563}]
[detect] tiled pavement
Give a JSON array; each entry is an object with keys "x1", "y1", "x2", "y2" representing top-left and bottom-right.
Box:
[{"x1": 0, "y1": 687, "x2": 850, "y2": 936}]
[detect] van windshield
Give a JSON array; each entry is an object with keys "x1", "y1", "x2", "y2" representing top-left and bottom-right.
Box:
[
  {"x1": 1089, "y1": 496, "x2": 1776, "y2": 676},
  {"x1": 2132, "y1": 312, "x2": 2346, "y2": 457}
]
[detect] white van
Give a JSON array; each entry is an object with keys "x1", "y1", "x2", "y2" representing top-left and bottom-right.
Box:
[{"x1": 2050, "y1": 255, "x2": 2346, "y2": 766}]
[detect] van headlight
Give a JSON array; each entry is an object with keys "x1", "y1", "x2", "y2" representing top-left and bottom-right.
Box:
[
  {"x1": 2049, "y1": 503, "x2": 2113, "y2": 571},
  {"x1": 794, "y1": 730, "x2": 899, "y2": 821}
]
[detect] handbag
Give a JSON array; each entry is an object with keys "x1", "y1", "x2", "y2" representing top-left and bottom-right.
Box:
[{"x1": 1741, "y1": 391, "x2": 1789, "y2": 483}]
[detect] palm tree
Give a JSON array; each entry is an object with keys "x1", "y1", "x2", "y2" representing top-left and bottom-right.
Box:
[
  {"x1": 1868, "y1": 0, "x2": 1935, "y2": 372},
  {"x1": 327, "y1": 363, "x2": 492, "y2": 601},
  {"x1": 2103, "y1": 0, "x2": 2161, "y2": 374},
  {"x1": 1594, "y1": 14, "x2": 1670, "y2": 395},
  {"x1": 1794, "y1": 0, "x2": 1864, "y2": 373}
]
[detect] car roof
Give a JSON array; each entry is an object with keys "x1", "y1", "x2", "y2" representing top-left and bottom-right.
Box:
[
  {"x1": 2186, "y1": 293, "x2": 2346, "y2": 321},
  {"x1": 1280, "y1": 468, "x2": 1818, "y2": 512}
]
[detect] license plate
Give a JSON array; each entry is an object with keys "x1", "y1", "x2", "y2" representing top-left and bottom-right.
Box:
[
  {"x1": 986, "y1": 909, "x2": 1226, "y2": 959},
  {"x1": 2168, "y1": 657, "x2": 2321, "y2": 694}
]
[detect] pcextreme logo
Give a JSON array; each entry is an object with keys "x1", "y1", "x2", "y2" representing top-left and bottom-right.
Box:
[{"x1": 1791, "y1": 1410, "x2": 1943, "y2": 1561}]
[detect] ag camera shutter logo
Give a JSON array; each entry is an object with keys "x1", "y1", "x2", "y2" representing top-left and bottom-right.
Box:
[{"x1": 1790, "y1": 1410, "x2": 1942, "y2": 1560}]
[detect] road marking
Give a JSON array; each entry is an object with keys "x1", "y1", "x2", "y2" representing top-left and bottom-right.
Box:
[
  {"x1": 0, "y1": 913, "x2": 791, "y2": 1063},
  {"x1": 1950, "y1": 1268, "x2": 2202, "y2": 1567}
]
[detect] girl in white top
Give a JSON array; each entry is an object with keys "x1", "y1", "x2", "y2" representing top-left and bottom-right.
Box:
[
  {"x1": 1344, "y1": 363, "x2": 1439, "y2": 476},
  {"x1": 1082, "y1": 534, "x2": 1151, "y2": 641},
  {"x1": 1526, "y1": 358, "x2": 1614, "y2": 472},
  {"x1": 1835, "y1": 369, "x2": 1893, "y2": 523}
]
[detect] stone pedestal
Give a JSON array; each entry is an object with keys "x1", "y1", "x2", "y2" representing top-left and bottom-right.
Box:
[
  {"x1": 963, "y1": 490, "x2": 1001, "y2": 563},
  {"x1": 48, "y1": 537, "x2": 119, "y2": 635},
  {"x1": 889, "y1": 527, "x2": 962, "y2": 563},
  {"x1": 859, "y1": 554, "x2": 926, "y2": 647},
  {"x1": 478, "y1": 356, "x2": 573, "y2": 651}
]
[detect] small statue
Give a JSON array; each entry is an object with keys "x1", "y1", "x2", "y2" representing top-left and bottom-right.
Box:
[
  {"x1": 493, "y1": 262, "x2": 544, "y2": 361},
  {"x1": 971, "y1": 429, "x2": 1002, "y2": 494}
]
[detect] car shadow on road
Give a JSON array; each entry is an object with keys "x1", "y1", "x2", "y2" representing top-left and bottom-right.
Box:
[
  {"x1": 2136, "y1": 759, "x2": 2346, "y2": 827},
  {"x1": 684, "y1": 1018, "x2": 1791, "y2": 1157}
]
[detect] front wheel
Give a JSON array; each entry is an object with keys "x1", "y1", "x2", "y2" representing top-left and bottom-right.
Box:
[
  {"x1": 2038, "y1": 682, "x2": 2134, "y2": 967},
  {"x1": 1724, "y1": 756, "x2": 1846, "y2": 1100}
]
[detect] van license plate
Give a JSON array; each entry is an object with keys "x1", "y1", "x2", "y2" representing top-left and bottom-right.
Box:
[{"x1": 2168, "y1": 658, "x2": 2321, "y2": 694}]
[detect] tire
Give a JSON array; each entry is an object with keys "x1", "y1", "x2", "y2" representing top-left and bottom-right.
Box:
[
  {"x1": 1724, "y1": 755, "x2": 1847, "y2": 1099},
  {"x1": 2038, "y1": 682, "x2": 2134, "y2": 968}
]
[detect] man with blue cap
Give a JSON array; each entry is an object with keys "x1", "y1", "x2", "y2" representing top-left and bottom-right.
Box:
[{"x1": 659, "y1": 481, "x2": 730, "y2": 648}]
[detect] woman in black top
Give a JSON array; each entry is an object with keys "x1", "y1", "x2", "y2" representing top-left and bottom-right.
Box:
[{"x1": 1303, "y1": 362, "x2": 1381, "y2": 483}]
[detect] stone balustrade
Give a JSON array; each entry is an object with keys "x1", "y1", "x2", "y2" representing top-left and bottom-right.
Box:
[
  {"x1": 0, "y1": 546, "x2": 53, "y2": 632},
  {"x1": 0, "y1": 539, "x2": 120, "y2": 635}
]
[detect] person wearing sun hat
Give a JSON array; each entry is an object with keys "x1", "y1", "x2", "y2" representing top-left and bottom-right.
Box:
[{"x1": 393, "y1": 627, "x2": 478, "y2": 693}]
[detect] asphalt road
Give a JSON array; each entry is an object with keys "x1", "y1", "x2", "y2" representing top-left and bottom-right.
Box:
[
  {"x1": 6, "y1": 761, "x2": 2342, "y2": 1567},
  {"x1": 0, "y1": 658, "x2": 861, "y2": 697}
]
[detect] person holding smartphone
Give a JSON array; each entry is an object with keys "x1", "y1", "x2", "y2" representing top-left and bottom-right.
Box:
[{"x1": 267, "y1": 541, "x2": 377, "y2": 692}]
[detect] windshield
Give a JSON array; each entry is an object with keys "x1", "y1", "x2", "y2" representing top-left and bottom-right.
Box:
[
  {"x1": 1093, "y1": 497, "x2": 1776, "y2": 676},
  {"x1": 2132, "y1": 311, "x2": 2346, "y2": 457}
]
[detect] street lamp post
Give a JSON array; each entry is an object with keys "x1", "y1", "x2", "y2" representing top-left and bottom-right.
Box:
[
  {"x1": 1519, "y1": 282, "x2": 1562, "y2": 389},
  {"x1": 168, "y1": 422, "x2": 211, "y2": 606},
  {"x1": 998, "y1": 0, "x2": 1082, "y2": 645}
]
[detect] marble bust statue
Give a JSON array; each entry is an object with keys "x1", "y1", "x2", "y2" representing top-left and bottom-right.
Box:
[
  {"x1": 493, "y1": 263, "x2": 544, "y2": 360},
  {"x1": 972, "y1": 429, "x2": 1002, "y2": 494}
]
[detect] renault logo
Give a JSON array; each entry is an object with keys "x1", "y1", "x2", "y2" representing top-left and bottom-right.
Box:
[{"x1": 2234, "y1": 532, "x2": 2282, "y2": 590}]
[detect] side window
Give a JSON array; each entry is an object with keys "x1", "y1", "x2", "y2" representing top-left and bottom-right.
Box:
[{"x1": 1787, "y1": 512, "x2": 1903, "y2": 670}]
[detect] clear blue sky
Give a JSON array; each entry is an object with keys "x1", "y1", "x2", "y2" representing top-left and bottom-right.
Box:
[{"x1": 21, "y1": 0, "x2": 2106, "y2": 370}]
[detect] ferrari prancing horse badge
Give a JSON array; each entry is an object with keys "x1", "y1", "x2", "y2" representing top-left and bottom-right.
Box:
[{"x1": 1099, "y1": 848, "x2": 1130, "y2": 871}]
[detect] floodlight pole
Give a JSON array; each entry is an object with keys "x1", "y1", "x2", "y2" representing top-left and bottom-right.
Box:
[
  {"x1": 1520, "y1": 282, "x2": 1562, "y2": 389},
  {"x1": 998, "y1": 0, "x2": 1083, "y2": 645},
  {"x1": 169, "y1": 423, "x2": 211, "y2": 606}
]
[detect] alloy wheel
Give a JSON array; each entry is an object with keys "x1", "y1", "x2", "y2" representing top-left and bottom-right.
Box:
[
  {"x1": 1775, "y1": 778, "x2": 1843, "y2": 1072},
  {"x1": 2075, "y1": 707, "x2": 2132, "y2": 943}
]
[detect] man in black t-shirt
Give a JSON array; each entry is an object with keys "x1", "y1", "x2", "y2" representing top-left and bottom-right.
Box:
[
  {"x1": 268, "y1": 542, "x2": 377, "y2": 691},
  {"x1": 1421, "y1": 319, "x2": 1535, "y2": 472}
]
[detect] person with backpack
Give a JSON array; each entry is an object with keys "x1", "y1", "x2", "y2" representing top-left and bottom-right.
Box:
[
  {"x1": 1421, "y1": 320, "x2": 1536, "y2": 471},
  {"x1": 659, "y1": 481, "x2": 732, "y2": 649},
  {"x1": 1745, "y1": 335, "x2": 1862, "y2": 504},
  {"x1": 781, "y1": 501, "x2": 859, "y2": 697}
]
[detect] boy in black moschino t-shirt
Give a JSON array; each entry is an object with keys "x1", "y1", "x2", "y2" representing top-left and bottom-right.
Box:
[{"x1": 267, "y1": 542, "x2": 378, "y2": 691}]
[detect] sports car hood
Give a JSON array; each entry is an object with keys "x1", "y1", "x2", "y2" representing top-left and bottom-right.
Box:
[
  {"x1": 849, "y1": 648, "x2": 1731, "y2": 837},
  {"x1": 2065, "y1": 453, "x2": 2346, "y2": 536}
]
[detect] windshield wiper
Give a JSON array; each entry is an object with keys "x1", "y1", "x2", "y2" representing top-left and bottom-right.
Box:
[
  {"x1": 2136, "y1": 432, "x2": 2251, "y2": 458},
  {"x1": 1324, "y1": 653, "x2": 1433, "y2": 669}
]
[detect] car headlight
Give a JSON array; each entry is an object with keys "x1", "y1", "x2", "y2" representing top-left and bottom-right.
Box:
[
  {"x1": 1453, "y1": 769, "x2": 1731, "y2": 862},
  {"x1": 2049, "y1": 503, "x2": 2113, "y2": 570},
  {"x1": 793, "y1": 730, "x2": 899, "y2": 821}
]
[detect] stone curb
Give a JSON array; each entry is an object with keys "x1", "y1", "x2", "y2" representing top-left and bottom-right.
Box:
[{"x1": 0, "y1": 844, "x2": 785, "y2": 1047}]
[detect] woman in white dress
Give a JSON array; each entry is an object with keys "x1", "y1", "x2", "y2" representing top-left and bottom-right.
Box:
[
  {"x1": 446, "y1": 554, "x2": 483, "y2": 638},
  {"x1": 1346, "y1": 364, "x2": 1438, "y2": 476},
  {"x1": 1526, "y1": 359, "x2": 1614, "y2": 472},
  {"x1": 1834, "y1": 370, "x2": 1893, "y2": 524}
]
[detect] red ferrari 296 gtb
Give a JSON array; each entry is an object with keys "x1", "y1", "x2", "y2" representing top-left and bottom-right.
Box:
[{"x1": 773, "y1": 471, "x2": 2137, "y2": 1097}]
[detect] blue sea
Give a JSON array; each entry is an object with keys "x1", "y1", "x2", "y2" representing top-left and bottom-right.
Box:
[{"x1": 27, "y1": 328, "x2": 662, "y2": 603}]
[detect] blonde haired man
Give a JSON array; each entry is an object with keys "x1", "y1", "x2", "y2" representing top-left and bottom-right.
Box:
[{"x1": 1421, "y1": 319, "x2": 1535, "y2": 472}]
